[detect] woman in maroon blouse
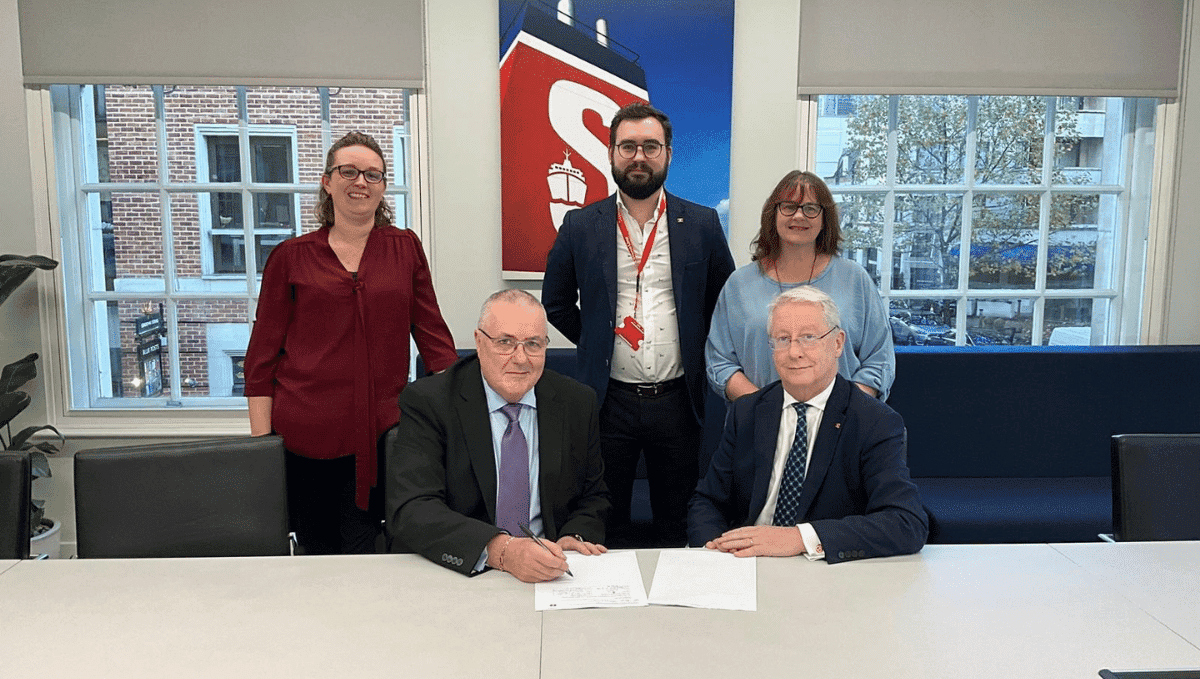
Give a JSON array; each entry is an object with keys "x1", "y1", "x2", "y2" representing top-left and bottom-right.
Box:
[{"x1": 244, "y1": 131, "x2": 458, "y2": 554}]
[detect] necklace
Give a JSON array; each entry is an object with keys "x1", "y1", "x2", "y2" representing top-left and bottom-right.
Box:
[{"x1": 771, "y1": 253, "x2": 819, "y2": 294}]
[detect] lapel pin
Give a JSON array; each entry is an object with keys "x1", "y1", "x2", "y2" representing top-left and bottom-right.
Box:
[
  {"x1": 835, "y1": 423, "x2": 842, "y2": 429},
  {"x1": 676, "y1": 217, "x2": 683, "y2": 223}
]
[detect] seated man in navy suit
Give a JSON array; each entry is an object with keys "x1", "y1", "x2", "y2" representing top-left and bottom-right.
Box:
[{"x1": 688, "y1": 286, "x2": 927, "y2": 563}]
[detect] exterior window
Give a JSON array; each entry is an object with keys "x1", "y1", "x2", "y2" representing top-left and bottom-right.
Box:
[
  {"x1": 814, "y1": 95, "x2": 1157, "y2": 346},
  {"x1": 196, "y1": 129, "x2": 300, "y2": 275},
  {"x1": 50, "y1": 84, "x2": 416, "y2": 409}
]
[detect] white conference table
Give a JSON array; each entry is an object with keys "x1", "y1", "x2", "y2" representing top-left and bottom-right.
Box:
[
  {"x1": 1054, "y1": 541, "x2": 1200, "y2": 649},
  {"x1": 1, "y1": 544, "x2": 1197, "y2": 678}
]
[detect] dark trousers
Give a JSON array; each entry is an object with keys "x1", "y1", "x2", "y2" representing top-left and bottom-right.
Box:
[
  {"x1": 600, "y1": 380, "x2": 702, "y2": 548},
  {"x1": 285, "y1": 451, "x2": 382, "y2": 555}
]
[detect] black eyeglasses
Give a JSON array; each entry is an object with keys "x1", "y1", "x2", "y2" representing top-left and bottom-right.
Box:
[
  {"x1": 769, "y1": 326, "x2": 839, "y2": 351},
  {"x1": 614, "y1": 141, "x2": 666, "y2": 159},
  {"x1": 477, "y1": 328, "x2": 549, "y2": 356},
  {"x1": 329, "y1": 165, "x2": 386, "y2": 184},
  {"x1": 777, "y1": 201, "x2": 824, "y2": 218}
]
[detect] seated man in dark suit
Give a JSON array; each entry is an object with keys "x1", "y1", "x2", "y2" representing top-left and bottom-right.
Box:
[
  {"x1": 688, "y1": 286, "x2": 927, "y2": 563},
  {"x1": 387, "y1": 289, "x2": 610, "y2": 582}
]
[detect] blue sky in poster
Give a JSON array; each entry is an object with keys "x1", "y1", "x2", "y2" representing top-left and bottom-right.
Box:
[{"x1": 500, "y1": 0, "x2": 735, "y2": 225}]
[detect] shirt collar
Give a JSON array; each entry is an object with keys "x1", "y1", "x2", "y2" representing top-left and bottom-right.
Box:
[
  {"x1": 782, "y1": 377, "x2": 835, "y2": 414},
  {"x1": 482, "y1": 375, "x2": 537, "y2": 413},
  {"x1": 615, "y1": 188, "x2": 666, "y2": 226}
]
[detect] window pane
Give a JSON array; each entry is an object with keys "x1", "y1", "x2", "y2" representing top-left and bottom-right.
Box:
[
  {"x1": 824, "y1": 95, "x2": 888, "y2": 186},
  {"x1": 897, "y1": 96, "x2": 967, "y2": 185},
  {"x1": 164, "y1": 86, "x2": 240, "y2": 181},
  {"x1": 970, "y1": 193, "x2": 1040, "y2": 290},
  {"x1": 1048, "y1": 193, "x2": 1101, "y2": 289},
  {"x1": 975, "y1": 96, "x2": 1046, "y2": 185},
  {"x1": 967, "y1": 298, "x2": 1032, "y2": 345},
  {"x1": 96, "y1": 86, "x2": 158, "y2": 183},
  {"x1": 106, "y1": 191, "x2": 165, "y2": 293},
  {"x1": 1054, "y1": 97, "x2": 1106, "y2": 186},
  {"x1": 896, "y1": 193, "x2": 962, "y2": 290},
  {"x1": 836, "y1": 193, "x2": 884, "y2": 287},
  {"x1": 1044, "y1": 298, "x2": 1106, "y2": 345},
  {"x1": 176, "y1": 300, "x2": 250, "y2": 397},
  {"x1": 888, "y1": 299, "x2": 956, "y2": 346},
  {"x1": 105, "y1": 299, "x2": 172, "y2": 399}
]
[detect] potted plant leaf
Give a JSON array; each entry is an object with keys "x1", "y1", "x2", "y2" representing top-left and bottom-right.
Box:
[{"x1": 1, "y1": 254, "x2": 64, "y2": 556}]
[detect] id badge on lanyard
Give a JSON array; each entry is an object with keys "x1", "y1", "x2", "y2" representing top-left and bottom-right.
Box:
[{"x1": 614, "y1": 194, "x2": 666, "y2": 351}]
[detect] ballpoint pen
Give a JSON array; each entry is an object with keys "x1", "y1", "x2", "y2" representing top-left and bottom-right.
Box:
[{"x1": 518, "y1": 522, "x2": 574, "y2": 577}]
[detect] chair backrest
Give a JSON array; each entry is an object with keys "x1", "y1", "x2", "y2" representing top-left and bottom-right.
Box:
[
  {"x1": 1111, "y1": 433, "x2": 1200, "y2": 541},
  {"x1": 74, "y1": 436, "x2": 290, "y2": 558},
  {"x1": 0, "y1": 451, "x2": 32, "y2": 559}
]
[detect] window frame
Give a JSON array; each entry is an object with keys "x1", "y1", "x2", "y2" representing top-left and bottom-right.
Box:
[
  {"x1": 193, "y1": 124, "x2": 302, "y2": 278},
  {"x1": 800, "y1": 94, "x2": 1158, "y2": 347},
  {"x1": 29, "y1": 84, "x2": 426, "y2": 432}
]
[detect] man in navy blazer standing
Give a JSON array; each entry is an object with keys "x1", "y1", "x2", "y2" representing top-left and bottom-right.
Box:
[
  {"x1": 543, "y1": 102, "x2": 735, "y2": 547},
  {"x1": 688, "y1": 286, "x2": 927, "y2": 562}
]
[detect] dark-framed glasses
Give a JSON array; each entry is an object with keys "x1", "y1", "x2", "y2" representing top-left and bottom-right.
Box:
[
  {"x1": 615, "y1": 141, "x2": 666, "y2": 159},
  {"x1": 329, "y1": 165, "x2": 386, "y2": 184},
  {"x1": 777, "y1": 201, "x2": 824, "y2": 218},
  {"x1": 769, "y1": 326, "x2": 839, "y2": 351},
  {"x1": 478, "y1": 328, "x2": 549, "y2": 355}
]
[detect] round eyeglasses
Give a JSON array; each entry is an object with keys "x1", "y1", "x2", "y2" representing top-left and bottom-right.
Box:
[
  {"x1": 477, "y1": 328, "x2": 549, "y2": 356},
  {"x1": 614, "y1": 141, "x2": 666, "y2": 159},
  {"x1": 329, "y1": 165, "x2": 386, "y2": 184},
  {"x1": 777, "y1": 201, "x2": 824, "y2": 218},
  {"x1": 769, "y1": 326, "x2": 839, "y2": 351}
]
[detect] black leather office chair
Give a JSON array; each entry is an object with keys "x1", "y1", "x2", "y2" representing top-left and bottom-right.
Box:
[
  {"x1": 74, "y1": 436, "x2": 291, "y2": 558},
  {"x1": 1111, "y1": 433, "x2": 1200, "y2": 541},
  {"x1": 0, "y1": 451, "x2": 32, "y2": 559}
]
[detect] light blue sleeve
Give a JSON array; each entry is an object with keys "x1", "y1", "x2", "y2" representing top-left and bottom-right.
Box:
[
  {"x1": 845, "y1": 270, "x2": 895, "y2": 400},
  {"x1": 705, "y1": 282, "x2": 742, "y2": 398}
]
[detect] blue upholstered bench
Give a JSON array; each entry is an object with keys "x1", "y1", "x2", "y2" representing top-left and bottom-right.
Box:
[{"x1": 887, "y1": 345, "x2": 1200, "y2": 544}]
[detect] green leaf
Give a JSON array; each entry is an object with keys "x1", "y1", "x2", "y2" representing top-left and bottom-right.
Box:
[
  {"x1": 29, "y1": 450, "x2": 51, "y2": 478},
  {"x1": 0, "y1": 352, "x2": 39, "y2": 394},
  {"x1": 10, "y1": 424, "x2": 62, "y2": 451},
  {"x1": 0, "y1": 390, "x2": 31, "y2": 432}
]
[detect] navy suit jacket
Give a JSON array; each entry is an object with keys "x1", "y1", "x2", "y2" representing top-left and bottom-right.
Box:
[
  {"x1": 542, "y1": 191, "x2": 735, "y2": 422},
  {"x1": 386, "y1": 355, "x2": 610, "y2": 575},
  {"x1": 688, "y1": 375, "x2": 928, "y2": 563}
]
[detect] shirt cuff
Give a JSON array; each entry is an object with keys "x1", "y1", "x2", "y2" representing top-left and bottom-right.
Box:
[
  {"x1": 798, "y1": 523, "x2": 825, "y2": 561},
  {"x1": 473, "y1": 547, "x2": 489, "y2": 573}
]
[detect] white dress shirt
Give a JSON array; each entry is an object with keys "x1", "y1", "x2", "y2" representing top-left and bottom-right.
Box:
[
  {"x1": 754, "y1": 378, "x2": 836, "y2": 560},
  {"x1": 610, "y1": 189, "x2": 683, "y2": 384}
]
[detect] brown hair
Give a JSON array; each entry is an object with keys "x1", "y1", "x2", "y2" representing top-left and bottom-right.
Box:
[
  {"x1": 751, "y1": 170, "x2": 842, "y2": 265},
  {"x1": 314, "y1": 131, "x2": 394, "y2": 228},
  {"x1": 608, "y1": 102, "x2": 672, "y2": 147}
]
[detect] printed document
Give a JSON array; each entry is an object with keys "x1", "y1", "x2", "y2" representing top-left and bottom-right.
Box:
[
  {"x1": 647, "y1": 549, "x2": 756, "y2": 611},
  {"x1": 534, "y1": 551, "x2": 648, "y2": 611}
]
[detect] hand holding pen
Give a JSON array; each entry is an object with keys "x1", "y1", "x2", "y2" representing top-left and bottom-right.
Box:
[{"x1": 520, "y1": 522, "x2": 573, "y2": 577}]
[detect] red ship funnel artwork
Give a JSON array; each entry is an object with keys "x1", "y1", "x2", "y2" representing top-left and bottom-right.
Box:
[{"x1": 500, "y1": 1, "x2": 649, "y2": 277}]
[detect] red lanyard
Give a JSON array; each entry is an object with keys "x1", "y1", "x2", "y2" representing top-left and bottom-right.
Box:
[{"x1": 615, "y1": 192, "x2": 666, "y2": 317}]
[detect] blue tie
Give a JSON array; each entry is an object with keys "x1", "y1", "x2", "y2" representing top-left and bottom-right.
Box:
[
  {"x1": 495, "y1": 403, "x2": 530, "y2": 536},
  {"x1": 772, "y1": 402, "x2": 808, "y2": 527}
]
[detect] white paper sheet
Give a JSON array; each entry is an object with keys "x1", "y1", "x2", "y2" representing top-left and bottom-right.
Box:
[
  {"x1": 647, "y1": 549, "x2": 757, "y2": 611},
  {"x1": 534, "y1": 551, "x2": 649, "y2": 611}
]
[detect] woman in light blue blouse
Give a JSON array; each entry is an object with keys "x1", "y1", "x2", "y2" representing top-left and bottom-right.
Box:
[{"x1": 705, "y1": 170, "x2": 894, "y2": 401}]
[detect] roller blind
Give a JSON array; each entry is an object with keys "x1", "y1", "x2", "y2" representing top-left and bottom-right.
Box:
[
  {"x1": 797, "y1": 0, "x2": 1185, "y2": 97},
  {"x1": 19, "y1": 0, "x2": 425, "y2": 87}
]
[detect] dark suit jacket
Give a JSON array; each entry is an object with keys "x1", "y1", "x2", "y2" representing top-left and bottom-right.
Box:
[
  {"x1": 542, "y1": 191, "x2": 735, "y2": 422},
  {"x1": 386, "y1": 355, "x2": 610, "y2": 575},
  {"x1": 688, "y1": 375, "x2": 928, "y2": 563}
]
